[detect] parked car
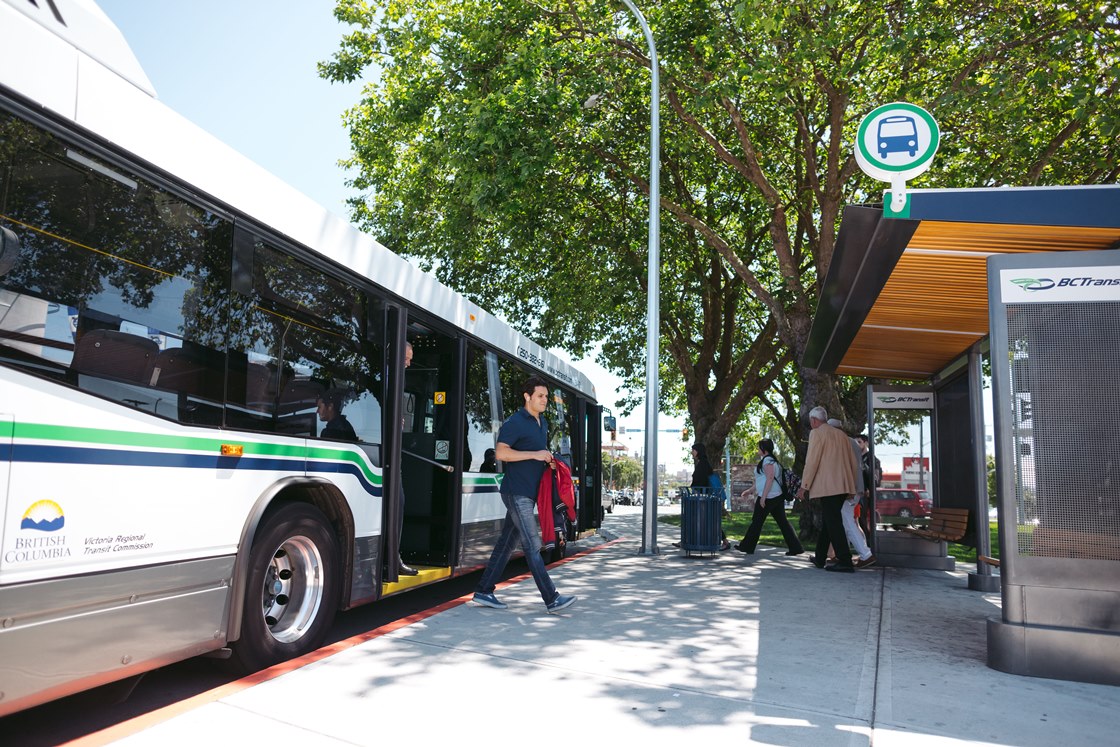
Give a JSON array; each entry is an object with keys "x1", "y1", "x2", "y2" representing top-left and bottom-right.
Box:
[
  {"x1": 875, "y1": 488, "x2": 932, "y2": 519},
  {"x1": 602, "y1": 490, "x2": 615, "y2": 514}
]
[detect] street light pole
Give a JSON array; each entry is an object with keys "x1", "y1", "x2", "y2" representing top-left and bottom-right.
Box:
[{"x1": 618, "y1": 0, "x2": 661, "y2": 556}]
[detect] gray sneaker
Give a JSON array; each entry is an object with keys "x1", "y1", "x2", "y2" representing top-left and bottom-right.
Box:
[
  {"x1": 546, "y1": 594, "x2": 577, "y2": 614},
  {"x1": 472, "y1": 592, "x2": 508, "y2": 610}
]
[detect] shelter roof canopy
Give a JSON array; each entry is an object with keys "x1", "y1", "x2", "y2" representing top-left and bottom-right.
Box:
[{"x1": 802, "y1": 185, "x2": 1120, "y2": 381}]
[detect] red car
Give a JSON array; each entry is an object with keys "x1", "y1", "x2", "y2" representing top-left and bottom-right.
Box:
[{"x1": 875, "y1": 489, "x2": 932, "y2": 519}]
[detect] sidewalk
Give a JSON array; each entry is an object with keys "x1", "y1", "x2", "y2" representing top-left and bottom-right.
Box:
[{"x1": 87, "y1": 506, "x2": 1118, "y2": 746}]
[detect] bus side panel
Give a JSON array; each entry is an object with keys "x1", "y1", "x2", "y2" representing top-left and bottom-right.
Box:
[
  {"x1": 457, "y1": 475, "x2": 506, "y2": 570},
  {"x1": 0, "y1": 414, "x2": 11, "y2": 546},
  {"x1": 0, "y1": 555, "x2": 233, "y2": 718},
  {"x1": 348, "y1": 532, "x2": 379, "y2": 606},
  {"x1": 1, "y1": 372, "x2": 381, "y2": 586}
]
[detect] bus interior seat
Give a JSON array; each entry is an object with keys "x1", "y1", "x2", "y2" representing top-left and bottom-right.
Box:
[
  {"x1": 274, "y1": 378, "x2": 323, "y2": 436},
  {"x1": 245, "y1": 362, "x2": 293, "y2": 411},
  {"x1": 149, "y1": 344, "x2": 224, "y2": 401},
  {"x1": 278, "y1": 378, "x2": 324, "y2": 413},
  {"x1": 71, "y1": 329, "x2": 158, "y2": 383}
]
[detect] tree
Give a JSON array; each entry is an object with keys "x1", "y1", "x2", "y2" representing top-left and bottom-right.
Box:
[
  {"x1": 605, "y1": 452, "x2": 645, "y2": 491},
  {"x1": 322, "y1": 0, "x2": 1119, "y2": 464}
]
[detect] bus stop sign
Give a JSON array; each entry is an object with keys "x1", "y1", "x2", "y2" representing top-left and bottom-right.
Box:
[{"x1": 855, "y1": 102, "x2": 939, "y2": 218}]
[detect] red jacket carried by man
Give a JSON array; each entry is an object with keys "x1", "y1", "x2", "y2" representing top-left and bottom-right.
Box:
[{"x1": 537, "y1": 458, "x2": 576, "y2": 546}]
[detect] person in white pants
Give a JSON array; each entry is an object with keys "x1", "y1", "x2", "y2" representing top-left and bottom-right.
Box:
[{"x1": 828, "y1": 419, "x2": 876, "y2": 569}]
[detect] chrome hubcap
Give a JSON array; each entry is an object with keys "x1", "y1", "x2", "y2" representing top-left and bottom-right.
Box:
[{"x1": 260, "y1": 535, "x2": 325, "y2": 643}]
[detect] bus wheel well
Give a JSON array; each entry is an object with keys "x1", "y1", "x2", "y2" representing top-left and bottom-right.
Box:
[
  {"x1": 225, "y1": 501, "x2": 342, "y2": 673},
  {"x1": 265, "y1": 483, "x2": 352, "y2": 544},
  {"x1": 228, "y1": 479, "x2": 355, "y2": 646}
]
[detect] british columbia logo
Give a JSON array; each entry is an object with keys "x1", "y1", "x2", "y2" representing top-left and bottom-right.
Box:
[
  {"x1": 8, "y1": 500, "x2": 71, "y2": 563},
  {"x1": 21, "y1": 499, "x2": 65, "y2": 532}
]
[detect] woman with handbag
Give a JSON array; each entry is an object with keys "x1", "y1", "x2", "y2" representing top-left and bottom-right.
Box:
[{"x1": 736, "y1": 439, "x2": 804, "y2": 556}]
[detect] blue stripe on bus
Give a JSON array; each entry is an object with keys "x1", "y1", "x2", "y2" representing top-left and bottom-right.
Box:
[
  {"x1": 11, "y1": 445, "x2": 383, "y2": 497},
  {"x1": 304, "y1": 459, "x2": 383, "y2": 496}
]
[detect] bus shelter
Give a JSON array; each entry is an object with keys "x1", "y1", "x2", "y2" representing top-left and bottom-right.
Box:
[
  {"x1": 860, "y1": 383, "x2": 982, "y2": 575},
  {"x1": 802, "y1": 184, "x2": 1120, "y2": 686}
]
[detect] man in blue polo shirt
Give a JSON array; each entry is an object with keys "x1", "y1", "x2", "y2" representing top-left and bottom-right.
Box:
[{"x1": 472, "y1": 375, "x2": 577, "y2": 614}]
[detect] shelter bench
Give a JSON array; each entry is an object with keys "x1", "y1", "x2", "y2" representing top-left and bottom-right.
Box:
[{"x1": 898, "y1": 507, "x2": 969, "y2": 543}]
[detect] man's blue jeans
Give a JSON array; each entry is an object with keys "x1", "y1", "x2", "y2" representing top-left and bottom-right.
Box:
[{"x1": 476, "y1": 492, "x2": 559, "y2": 605}]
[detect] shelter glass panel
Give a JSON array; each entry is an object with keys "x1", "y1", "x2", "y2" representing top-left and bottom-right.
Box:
[{"x1": 1006, "y1": 301, "x2": 1120, "y2": 560}]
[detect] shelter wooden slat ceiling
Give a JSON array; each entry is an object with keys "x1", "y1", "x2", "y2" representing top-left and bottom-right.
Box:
[{"x1": 833, "y1": 220, "x2": 1120, "y2": 379}]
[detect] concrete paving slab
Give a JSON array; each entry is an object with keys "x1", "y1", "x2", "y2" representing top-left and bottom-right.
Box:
[{"x1": 89, "y1": 506, "x2": 1120, "y2": 746}]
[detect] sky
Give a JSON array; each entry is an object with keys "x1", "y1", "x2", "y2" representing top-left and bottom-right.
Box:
[{"x1": 96, "y1": 0, "x2": 691, "y2": 472}]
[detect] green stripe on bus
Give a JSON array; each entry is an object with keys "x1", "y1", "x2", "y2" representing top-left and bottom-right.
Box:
[
  {"x1": 12, "y1": 422, "x2": 381, "y2": 484},
  {"x1": 463, "y1": 475, "x2": 502, "y2": 486}
]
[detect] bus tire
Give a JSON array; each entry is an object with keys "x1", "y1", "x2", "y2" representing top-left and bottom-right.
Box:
[{"x1": 228, "y1": 502, "x2": 341, "y2": 673}]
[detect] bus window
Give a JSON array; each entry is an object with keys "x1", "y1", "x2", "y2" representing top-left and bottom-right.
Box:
[
  {"x1": 494, "y1": 355, "x2": 574, "y2": 463},
  {"x1": 496, "y1": 355, "x2": 531, "y2": 421},
  {"x1": 463, "y1": 344, "x2": 497, "y2": 471},
  {"x1": 226, "y1": 239, "x2": 379, "y2": 444},
  {"x1": 0, "y1": 112, "x2": 233, "y2": 423},
  {"x1": 548, "y1": 386, "x2": 574, "y2": 464}
]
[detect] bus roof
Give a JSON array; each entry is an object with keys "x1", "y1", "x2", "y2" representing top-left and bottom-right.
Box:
[
  {"x1": 2, "y1": 0, "x2": 155, "y2": 96},
  {"x1": 0, "y1": 0, "x2": 596, "y2": 399}
]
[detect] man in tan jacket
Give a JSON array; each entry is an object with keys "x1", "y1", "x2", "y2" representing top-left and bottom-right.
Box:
[{"x1": 798, "y1": 406, "x2": 860, "y2": 572}]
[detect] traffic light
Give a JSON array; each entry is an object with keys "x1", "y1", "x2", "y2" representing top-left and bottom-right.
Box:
[{"x1": 681, "y1": 427, "x2": 689, "y2": 441}]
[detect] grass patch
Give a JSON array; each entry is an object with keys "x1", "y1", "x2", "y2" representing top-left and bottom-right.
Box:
[
  {"x1": 660, "y1": 511, "x2": 795, "y2": 549},
  {"x1": 661, "y1": 512, "x2": 1001, "y2": 564},
  {"x1": 947, "y1": 525, "x2": 1000, "y2": 565}
]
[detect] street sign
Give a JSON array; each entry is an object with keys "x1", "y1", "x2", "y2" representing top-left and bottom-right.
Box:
[{"x1": 854, "y1": 102, "x2": 939, "y2": 217}]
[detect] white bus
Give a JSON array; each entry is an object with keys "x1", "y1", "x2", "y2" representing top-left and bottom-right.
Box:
[{"x1": 0, "y1": 0, "x2": 604, "y2": 716}]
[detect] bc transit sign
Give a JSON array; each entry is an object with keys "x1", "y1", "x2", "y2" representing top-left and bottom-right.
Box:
[
  {"x1": 871, "y1": 391, "x2": 934, "y2": 410},
  {"x1": 999, "y1": 267, "x2": 1120, "y2": 303},
  {"x1": 854, "y1": 102, "x2": 939, "y2": 217}
]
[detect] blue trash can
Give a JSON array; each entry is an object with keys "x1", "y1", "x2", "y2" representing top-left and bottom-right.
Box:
[{"x1": 679, "y1": 487, "x2": 723, "y2": 555}]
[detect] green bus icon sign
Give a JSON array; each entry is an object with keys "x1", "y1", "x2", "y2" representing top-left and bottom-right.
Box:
[
  {"x1": 856, "y1": 102, "x2": 939, "y2": 179},
  {"x1": 855, "y1": 102, "x2": 940, "y2": 216}
]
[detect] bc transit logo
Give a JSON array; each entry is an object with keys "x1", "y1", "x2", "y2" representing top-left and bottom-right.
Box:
[
  {"x1": 20, "y1": 500, "x2": 66, "y2": 532},
  {"x1": 1010, "y1": 277, "x2": 1055, "y2": 292}
]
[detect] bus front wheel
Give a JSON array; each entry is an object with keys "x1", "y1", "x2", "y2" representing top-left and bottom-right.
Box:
[{"x1": 228, "y1": 502, "x2": 341, "y2": 673}]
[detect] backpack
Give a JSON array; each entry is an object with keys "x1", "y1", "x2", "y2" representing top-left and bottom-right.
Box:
[
  {"x1": 707, "y1": 472, "x2": 727, "y2": 501},
  {"x1": 761, "y1": 457, "x2": 800, "y2": 499},
  {"x1": 779, "y1": 461, "x2": 802, "y2": 499}
]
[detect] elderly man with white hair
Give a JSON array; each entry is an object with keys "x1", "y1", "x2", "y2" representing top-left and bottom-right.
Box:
[
  {"x1": 798, "y1": 406, "x2": 861, "y2": 572},
  {"x1": 828, "y1": 418, "x2": 876, "y2": 569}
]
